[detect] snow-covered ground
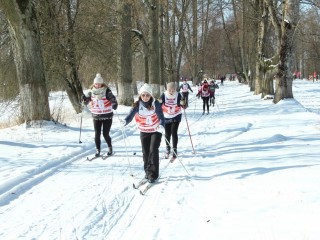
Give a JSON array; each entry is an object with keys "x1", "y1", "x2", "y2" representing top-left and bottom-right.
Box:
[{"x1": 0, "y1": 79, "x2": 320, "y2": 240}]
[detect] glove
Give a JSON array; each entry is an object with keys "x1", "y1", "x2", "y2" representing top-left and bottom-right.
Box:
[
  {"x1": 81, "y1": 94, "x2": 86, "y2": 102},
  {"x1": 120, "y1": 119, "x2": 126, "y2": 126},
  {"x1": 112, "y1": 103, "x2": 118, "y2": 110},
  {"x1": 157, "y1": 125, "x2": 164, "y2": 134}
]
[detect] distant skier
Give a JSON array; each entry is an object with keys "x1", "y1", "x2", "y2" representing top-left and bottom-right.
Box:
[
  {"x1": 179, "y1": 79, "x2": 193, "y2": 108},
  {"x1": 196, "y1": 80, "x2": 212, "y2": 115},
  {"x1": 209, "y1": 80, "x2": 219, "y2": 106},
  {"x1": 220, "y1": 75, "x2": 225, "y2": 85}
]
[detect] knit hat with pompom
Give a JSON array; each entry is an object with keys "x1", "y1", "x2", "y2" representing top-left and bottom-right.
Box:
[
  {"x1": 94, "y1": 73, "x2": 104, "y2": 84},
  {"x1": 139, "y1": 83, "x2": 153, "y2": 97}
]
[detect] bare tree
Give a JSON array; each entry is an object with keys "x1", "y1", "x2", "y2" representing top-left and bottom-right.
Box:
[
  {"x1": 0, "y1": 12, "x2": 18, "y2": 101},
  {"x1": 148, "y1": 0, "x2": 161, "y2": 97},
  {"x1": 163, "y1": 0, "x2": 189, "y2": 85},
  {"x1": 39, "y1": 0, "x2": 86, "y2": 113},
  {"x1": 0, "y1": 0, "x2": 50, "y2": 123},
  {"x1": 273, "y1": 0, "x2": 299, "y2": 103},
  {"x1": 219, "y1": 0, "x2": 238, "y2": 75},
  {"x1": 254, "y1": 0, "x2": 268, "y2": 95},
  {"x1": 192, "y1": 0, "x2": 199, "y2": 84},
  {"x1": 118, "y1": 1, "x2": 134, "y2": 105}
]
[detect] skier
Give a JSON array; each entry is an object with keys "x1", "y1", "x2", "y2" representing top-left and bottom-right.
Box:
[
  {"x1": 121, "y1": 83, "x2": 165, "y2": 183},
  {"x1": 196, "y1": 80, "x2": 212, "y2": 114},
  {"x1": 161, "y1": 82, "x2": 184, "y2": 161},
  {"x1": 209, "y1": 80, "x2": 219, "y2": 106},
  {"x1": 220, "y1": 75, "x2": 225, "y2": 85},
  {"x1": 179, "y1": 79, "x2": 193, "y2": 108},
  {"x1": 81, "y1": 73, "x2": 118, "y2": 157}
]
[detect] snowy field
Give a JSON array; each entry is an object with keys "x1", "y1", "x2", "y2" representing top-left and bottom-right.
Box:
[{"x1": 0, "y1": 79, "x2": 320, "y2": 240}]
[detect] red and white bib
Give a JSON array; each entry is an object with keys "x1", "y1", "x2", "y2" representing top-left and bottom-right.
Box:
[
  {"x1": 201, "y1": 86, "x2": 210, "y2": 97},
  {"x1": 90, "y1": 96, "x2": 113, "y2": 114},
  {"x1": 134, "y1": 101, "x2": 160, "y2": 132},
  {"x1": 162, "y1": 93, "x2": 181, "y2": 119}
]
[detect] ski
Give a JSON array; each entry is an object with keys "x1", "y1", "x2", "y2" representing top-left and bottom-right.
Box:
[
  {"x1": 101, "y1": 152, "x2": 115, "y2": 160},
  {"x1": 87, "y1": 152, "x2": 115, "y2": 161},
  {"x1": 140, "y1": 180, "x2": 158, "y2": 195},
  {"x1": 133, "y1": 178, "x2": 148, "y2": 189},
  {"x1": 86, "y1": 155, "x2": 103, "y2": 161},
  {"x1": 170, "y1": 156, "x2": 177, "y2": 163}
]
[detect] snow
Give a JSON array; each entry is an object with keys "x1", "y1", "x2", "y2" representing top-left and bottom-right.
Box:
[{"x1": 1, "y1": 79, "x2": 320, "y2": 240}]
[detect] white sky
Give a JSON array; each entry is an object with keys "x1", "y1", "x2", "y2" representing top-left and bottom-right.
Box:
[{"x1": 0, "y1": 79, "x2": 320, "y2": 240}]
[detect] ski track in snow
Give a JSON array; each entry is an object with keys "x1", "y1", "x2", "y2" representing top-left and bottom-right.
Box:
[{"x1": 0, "y1": 80, "x2": 320, "y2": 239}]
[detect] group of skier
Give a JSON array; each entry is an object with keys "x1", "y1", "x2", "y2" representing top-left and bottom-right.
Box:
[
  {"x1": 196, "y1": 79, "x2": 219, "y2": 114},
  {"x1": 81, "y1": 73, "x2": 219, "y2": 184}
]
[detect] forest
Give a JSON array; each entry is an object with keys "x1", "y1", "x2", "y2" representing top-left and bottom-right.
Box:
[{"x1": 0, "y1": 0, "x2": 319, "y2": 124}]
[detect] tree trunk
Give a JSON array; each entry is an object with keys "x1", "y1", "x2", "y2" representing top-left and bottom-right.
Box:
[
  {"x1": 273, "y1": 0, "x2": 298, "y2": 103},
  {"x1": 240, "y1": 0, "x2": 248, "y2": 84},
  {"x1": 164, "y1": 0, "x2": 189, "y2": 85},
  {"x1": 165, "y1": 0, "x2": 174, "y2": 83},
  {"x1": 159, "y1": 3, "x2": 165, "y2": 92},
  {"x1": 1, "y1": 0, "x2": 50, "y2": 123},
  {"x1": 232, "y1": 0, "x2": 245, "y2": 79},
  {"x1": 192, "y1": 0, "x2": 198, "y2": 85},
  {"x1": 62, "y1": 0, "x2": 84, "y2": 113},
  {"x1": 199, "y1": 0, "x2": 210, "y2": 74},
  {"x1": 262, "y1": 69, "x2": 275, "y2": 98},
  {"x1": 41, "y1": 0, "x2": 84, "y2": 114},
  {"x1": 175, "y1": 1, "x2": 189, "y2": 84},
  {"x1": 254, "y1": 0, "x2": 268, "y2": 95},
  {"x1": 149, "y1": 0, "x2": 160, "y2": 98},
  {"x1": 118, "y1": 1, "x2": 134, "y2": 106},
  {"x1": 219, "y1": 0, "x2": 237, "y2": 74}
]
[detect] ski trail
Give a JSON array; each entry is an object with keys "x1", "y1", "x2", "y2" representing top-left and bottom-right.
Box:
[
  {"x1": 0, "y1": 115, "x2": 142, "y2": 208},
  {"x1": 105, "y1": 159, "x2": 174, "y2": 240},
  {"x1": 0, "y1": 148, "x2": 93, "y2": 206}
]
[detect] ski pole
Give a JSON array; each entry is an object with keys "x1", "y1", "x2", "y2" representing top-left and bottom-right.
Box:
[
  {"x1": 79, "y1": 116, "x2": 82, "y2": 143},
  {"x1": 183, "y1": 107, "x2": 196, "y2": 154},
  {"x1": 214, "y1": 91, "x2": 221, "y2": 112},
  {"x1": 79, "y1": 101, "x2": 84, "y2": 144},
  {"x1": 193, "y1": 95, "x2": 196, "y2": 115},
  {"x1": 115, "y1": 111, "x2": 133, "y2": 177},
  {"x1": 163, "y1": 136, "x2": 190, "y2": 176}
]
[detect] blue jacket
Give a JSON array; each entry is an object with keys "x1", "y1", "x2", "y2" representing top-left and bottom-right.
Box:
[{"x1": 124, "y1": 99, "x2": 165, "y2": 127}]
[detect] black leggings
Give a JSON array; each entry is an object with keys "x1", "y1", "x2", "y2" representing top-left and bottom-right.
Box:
[
  {"x1": 164, "y1": 122, "x2": 180, "y2": 155},
  {"x1": 140, "y1": 132, "x2": 162, "y2": 179},
  {"x1": 210, "y1": 95, "x2": 215, "y2": 106},
  {"x1": 182, "y1": 92, "x2": 189, "y2": 106},
  {"x1": 202, "y1": 96, "x2": 210, "y2": 112},
  {"x1": 93, "y1": 118, "x2": 112, "y2": 150}
]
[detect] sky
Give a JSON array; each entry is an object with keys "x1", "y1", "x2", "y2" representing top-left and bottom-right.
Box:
[{"x1": 0, "y1": 79, "x2": 320, "y2": 240}]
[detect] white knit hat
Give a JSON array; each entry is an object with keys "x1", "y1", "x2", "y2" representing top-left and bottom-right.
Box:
[
  {"x1": 167, "y1": 82, "x2": 176, "y2": 90},
  {"x1": 93, "y1": 73, "x2": 104, "y2": 84},
  {"x1": 139, "y1": 83, "x2": 153, "y2": 96}
]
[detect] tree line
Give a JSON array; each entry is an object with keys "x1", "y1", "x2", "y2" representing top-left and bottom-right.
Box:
[{"x1": 0, "y1": 0, "x2": 319, "y2": 124}]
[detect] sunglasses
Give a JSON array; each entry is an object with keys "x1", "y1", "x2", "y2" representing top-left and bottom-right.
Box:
[{"x1": 141, "y1": 93, "x2": 151, "y2": 97}]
